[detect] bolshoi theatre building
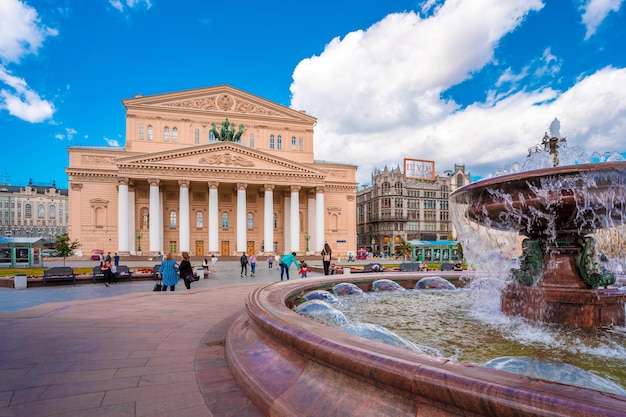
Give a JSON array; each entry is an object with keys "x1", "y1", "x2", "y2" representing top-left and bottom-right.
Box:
[{"x1": 66, "y1": 85, "x2": 357, "y2": 257}]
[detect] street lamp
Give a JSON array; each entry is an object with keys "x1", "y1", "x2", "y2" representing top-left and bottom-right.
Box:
[
  {"x1": 305, "y1": 234, "x2": 310, "y2": 253},
  {"x1": 137, "y1": 234, "x2": 142, "y2": 253}
]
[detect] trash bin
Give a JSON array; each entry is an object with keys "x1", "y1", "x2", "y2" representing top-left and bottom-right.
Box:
[
  {"x1": 343, "y1": 266, "x2": 350, "y2": 275},
  {"x1": 14, "y1": 274, "x2": 27, "y2": 289}
]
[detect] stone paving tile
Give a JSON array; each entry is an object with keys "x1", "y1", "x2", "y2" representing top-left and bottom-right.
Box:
[
  {"x1": 0, "y1": 392, "x2": 105, "y2": 417},
  {"x1": 39, "y1": 375, "x2": 140, "y2": 400}
]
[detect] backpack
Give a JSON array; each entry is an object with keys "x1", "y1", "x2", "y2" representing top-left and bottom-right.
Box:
[{"x1": 241, "y1": 255, "x2": 248, "y2": 265}]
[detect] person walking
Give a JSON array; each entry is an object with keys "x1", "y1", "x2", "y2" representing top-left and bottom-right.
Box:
[
  {"x1": 159, "y1": 253, "x2": 179, "y2": 291},
  {"x1": 321, "y1": 243, "x2": 332, "y2": 275},
  {"x1": 179, "y1": 252, "x2": 194, "y2": 290},
  {"x1": 250, "y1": 254, "x2": 257, "y2": 277},
  {"x1": 268, "y1": 255, "x2": 273, "y2": 269},
  {"x1": 102, "y1": 258, "x2": 114, "y2": 287},
  {"x1": 240, "y1": 252, "x2": 248, "y2": 277},
  {"x1": 279, "y1": 252, "x2": 300, "y2": 281},
  {"x1": 202, "y1": 258, "x2": 209, "y2": 273},
  {"x1": 105, "y1": 252, "x2": 112, "y2": 263},
  {"x1": 210, "y1": 254, "x2": 218, "y2": 274}
]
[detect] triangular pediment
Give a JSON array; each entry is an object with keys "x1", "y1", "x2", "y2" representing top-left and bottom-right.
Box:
[
  {"x1": 116, "y1": 142, "x2": 326, "y2": 176},
  {"x1": 122, "y1": 85, "x2": 316, "y2": 123}
]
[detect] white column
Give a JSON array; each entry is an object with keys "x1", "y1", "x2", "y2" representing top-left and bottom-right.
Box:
[
  {"x1": 127, "y1": 188, "x2": 135, "y2": 253},
  {"x1": 148, "y1": 178, "x2": 160, "y2": 254},
  {"x1": 208, "y1": 181, "x2": 219, "y2": 253},
  {"x1": 283, "y1": 192, "x2": 291, "y2": 253},
  {"x1": 159, "y1": 190, "x2": 164, "y2": 254},
  {"x1": 179, "y1": 180, "x2": 190, "y2": 253},
  {"x1": 307, "y1": 190, "x2": 315, "y2": 254},
  {"x1": 264, "y1": 184, "x2": 275, "y2": 255},
  {"x1": 290, "y1": 185, "x2": 300, "y2": 253},
  {"x1": 236, "y1": 183, "x2": 247, "y2": 253},
  {"x1": 117, "y1": 178, "x2": 130, "y2": 254},
  {"x1": 316, "y1": 186, "x2": 325, "y2": 253}
]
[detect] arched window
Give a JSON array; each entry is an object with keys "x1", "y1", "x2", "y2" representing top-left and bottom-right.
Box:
[
  {"x1": 221, "y1": 212, "x2": 229, "y2": 228},
  {"x1": 277, "y1": 135, "x2": 282, "y2": 149},
  {"x1": 169, "y1": 210, "x2": 177, "y2": 228},
  {"x1": 25, "y1": 204, "x2": 32, "y2": 218},
  {"x1": 196, "y1": 211, "x2": 203, "y2": 228},
  {"x1": 250, "y1": 133, "x2": 255, "y2": 147},
  {"x1": 270, "y1": 135, "x2": 275, "y2": 149},
  {"x1": 172, "y1": 127, "x2": 178, "y2": 142},
  {"x1": 38, "y1": 204, "x2": 45, "y2": 218},
  {"x1": 209, "y1": 131, "x2": 215, "y2": 142},
  {"x1": 291, "y1": 136, "x2": 296, "y2": 150},
  {"x1": 49, "y1": 205, "x2": 56, "y2": 219},
  {"x1": 147, "y1": 125, "x2": 153, "y2": 140},
  {"x1": 456, "y1": 173, "x2": 464, "y2": 187},
  {"x1": 247, "y1": 212, "x2": 254, "y2": 229},
  {"x1": 194, "y1": 128, "x2": 200, "y2": 144},
  {"x1": 164, "y1": 127, "x2": 170, "y2": 142}
]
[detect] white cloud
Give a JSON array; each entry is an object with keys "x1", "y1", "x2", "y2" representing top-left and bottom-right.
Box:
[
  {"x1": 109, "y1": 0, "x2": 152, "y2": 13},
  {"x1": 104, "y1": 137, "x2": 122, "y2": 147},
  {"x1": 55, "y1": 127, "x2": 77, "y2": 141},
  {"x1": 579, "y1": 0, "x2": 623, "y2": 39},
  {"x1": 0, "y1": 0, "x2": 56, "y2": 123},
  {"x1": 290, "y1": 0, "x2": 626, "y2": 186}
]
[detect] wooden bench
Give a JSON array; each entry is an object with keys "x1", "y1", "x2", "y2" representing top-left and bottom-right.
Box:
[
  {"x1": 440, "y1": 263, "x2": 457, "y2": 271},
  {"x1": 44, "y1": 267, "x2": 76, "y2": 286}
]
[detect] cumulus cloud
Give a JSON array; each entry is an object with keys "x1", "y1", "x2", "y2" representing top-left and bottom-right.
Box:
[
  {"x1": 55, "y1": 127, "x2": 77, "y2": 141},
  {"x1": 290, "y1": 0, "x2": 626, "y2": 185},
  {"x1": 579, "y1": 0, "x2": 623, "y2": 39},
  {"x1": 0, "y1": 0, "x2": 56, "y2": 123},
  {"x1": 104, "y1": 137, "x2": 122, "y2": 147}
]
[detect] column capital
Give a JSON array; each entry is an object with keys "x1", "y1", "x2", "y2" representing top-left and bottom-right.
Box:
[
  {"x1": 208, "y1": 181, "x2": 219, "y2": 190},
  {"x1": 178, "y1": 179, "x2": 190, "y2": 188},
  {"x1": 147, "y1": 178, "x2": 160, "y2": 187},
  {"x1": 118, "y1": 177, "x2": 130, "y2": 186},
  {"x1": 290, "y1": 185, "x2": 301, "y2": 193},
  {"x1": 264, "y1": 184, "x2": 275, "y2": 192},
  {"x1": 70, "y1": 183, "x2": 83, "y2": 191},
  {"x1": 316, "y1": 186, "x2": 325, "y2": 194},
  {"x1": 236, "y1": 183, "x2": 248, "y2": 191},
  {"x1": 307, "y1": 189, "x2": 316, "y2": 198}
]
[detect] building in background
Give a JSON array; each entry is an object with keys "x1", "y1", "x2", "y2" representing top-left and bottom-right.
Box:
[
  {"x1": 356, "y1": 163, "x2": 470, "y2": 256},
  {"x1": 0, "y1": 180, "x2": 68, "y2": 244},
  {"x1": 66, "y1": 85, "x2": 357, "y2": 257}
]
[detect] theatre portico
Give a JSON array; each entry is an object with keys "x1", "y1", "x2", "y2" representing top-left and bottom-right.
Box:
[{"x1": 66, "y1": 85, "x2": 357, "y2": 257}]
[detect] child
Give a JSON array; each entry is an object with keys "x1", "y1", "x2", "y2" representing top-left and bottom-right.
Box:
[
  {"x1": 299, "y1": 262, "x2": 310, "y2": 278},
  {"x1": 330, "y1": 263, "x2": 337, "y2": 275}
]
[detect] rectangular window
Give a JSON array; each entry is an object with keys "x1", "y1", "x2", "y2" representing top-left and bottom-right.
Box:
[
  {"x1": 299, "y1": 137, "x2": 303, "y2": 151},
  {"x1": 169, "y1": 241, "x2": 177, "y2": 253},
  {"x1": 221, "y1": 212, "x2": 229, "y2": 228},
  {"x1": 277, "y1": 135, "x2": 282, "y2": 149},
  {"x1": 195, "y1": 128, "x2": 200, "y2": 144},
  {"x1": 139, "y1": 124, "x2": 145, "y2": 140},
  {"x1": 270, "y1": 135, "x2": 275, "y2": 149}
]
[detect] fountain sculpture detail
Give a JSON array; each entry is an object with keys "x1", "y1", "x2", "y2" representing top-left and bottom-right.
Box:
[{"x1": 451, "y1": 131, "x2": 626, "y2": 328}]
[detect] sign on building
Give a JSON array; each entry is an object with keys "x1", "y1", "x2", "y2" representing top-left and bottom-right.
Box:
[{"x1": 404, "y1": 158, "x2": 436, "y2": 181}]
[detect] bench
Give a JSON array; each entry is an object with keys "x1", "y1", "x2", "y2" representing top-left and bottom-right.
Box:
[
  {"x1": 43, "y1": 267, "x2": 76, "y2": 286},
  {"x1": 363, "y1": 263, "x2": 384, "y2": 273},
  {"x1": 440, "y1": 263, "x2": 458, "y2": 271},
  {"x1": 92, "y1": 265, "x2": 105, "y2": 282},
  {"x1": 115, "y1": 265, "x2": 133, "y2": 281},
  {"x1": 399, "y1": 263, "x2": 421, "y2": 272}
]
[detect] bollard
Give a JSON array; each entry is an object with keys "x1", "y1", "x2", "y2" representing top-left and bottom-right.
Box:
[{"x1": 14, "y1": 274, "x2": 27, "y2": 289}]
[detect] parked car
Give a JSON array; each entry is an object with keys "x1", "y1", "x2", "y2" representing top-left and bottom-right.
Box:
[{"x1": 42, "y1": 249, "x2": 58, "y2": 257}]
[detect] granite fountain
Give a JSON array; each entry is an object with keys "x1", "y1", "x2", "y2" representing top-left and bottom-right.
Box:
[{"x1": 224, "y1": 122, "x2": 626, "y2": 416}]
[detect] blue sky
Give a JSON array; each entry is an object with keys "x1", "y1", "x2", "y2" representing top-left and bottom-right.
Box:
[{"x1": 1, "y1": 0, "x2": 625, "y2": 189}]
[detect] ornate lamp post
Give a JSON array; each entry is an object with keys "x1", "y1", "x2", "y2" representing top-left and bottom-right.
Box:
[
  {"x1": 305, "y1": 234, "x2": 310, "y2": 253},
  {"x1": 137, "y1": 234, "x2": 142, "y2": 253}
]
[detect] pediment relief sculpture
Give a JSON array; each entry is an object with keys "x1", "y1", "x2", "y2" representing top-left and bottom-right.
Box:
[
  {"x1": 199, "y1": 152, "x2": 255, "y2": 167},
  {"x1": 163, "y1": 94, "x2": 283, "y2": 117}
]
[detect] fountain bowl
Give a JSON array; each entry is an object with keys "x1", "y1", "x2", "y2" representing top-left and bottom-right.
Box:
[{"x1": 225, "y1": 274, "x2": 626, "y2": 417}]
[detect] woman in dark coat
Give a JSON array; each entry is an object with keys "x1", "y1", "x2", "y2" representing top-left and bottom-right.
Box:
[
  {"x1": 179, "y1": 252, "x2": 194, "y2": 290},
  {"x1": 321, "y1": 243, "x2": 332, "y2": 275}
]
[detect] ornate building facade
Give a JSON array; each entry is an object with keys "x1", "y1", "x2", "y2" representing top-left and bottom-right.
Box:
[
  {"x1": 0, "y1": 180, "x2": 68, "y2": 243},
  {"x1": 66, "y1": 86, "x2": 357, "y2": 257},
  {"x1": 356, "y1": 164, "x2": 470, "y2": 255}
]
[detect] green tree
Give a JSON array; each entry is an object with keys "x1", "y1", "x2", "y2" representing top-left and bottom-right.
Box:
[
  {"x1": 54, "y1": 233, "x2": 81, "y2": 266},
  {"x1": 396, "y1": 240, "x2": 413, "y2": 261}
]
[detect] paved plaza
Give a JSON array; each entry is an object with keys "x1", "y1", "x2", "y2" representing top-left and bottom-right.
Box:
[{"x1": 0, "y1": 261, "x2": 319, "y2": 416}]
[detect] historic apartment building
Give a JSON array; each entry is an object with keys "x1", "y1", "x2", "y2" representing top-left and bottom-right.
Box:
[
  {"x1": 0, "y1": 180, "x2": 68, "y2": 243},
  {"x1": 66, "y1": 85, "x2": 357, "y2": 257},
  {"x1": 356, "y1": 163, "x2": 470, "y2": 255}
]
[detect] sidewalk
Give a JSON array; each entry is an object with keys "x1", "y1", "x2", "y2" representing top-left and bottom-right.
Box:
[{"x1": 0, "y1": 262, "x2": 315, "y2": 416}]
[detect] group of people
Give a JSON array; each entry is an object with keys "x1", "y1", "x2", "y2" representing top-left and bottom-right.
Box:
[{"x1": 100, "y1": 251, "x2": 120, "y2": 287}]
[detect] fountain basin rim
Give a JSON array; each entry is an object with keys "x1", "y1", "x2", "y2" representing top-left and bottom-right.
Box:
[
  {"x1": 450, "y1": 161, "x2": 626, "y2": 196},
  {"x1": 226, "y1": 274, "x2": 626, "y2": 417}
]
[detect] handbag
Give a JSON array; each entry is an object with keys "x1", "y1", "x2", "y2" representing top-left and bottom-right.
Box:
[{"x1": 323, "y1": 254, "x2": 331, "y2": 262}]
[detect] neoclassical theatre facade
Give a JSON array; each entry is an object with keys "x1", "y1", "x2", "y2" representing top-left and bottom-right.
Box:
[{"x1": 66, "y1": 86, "x2": 357, "y2": 257}]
